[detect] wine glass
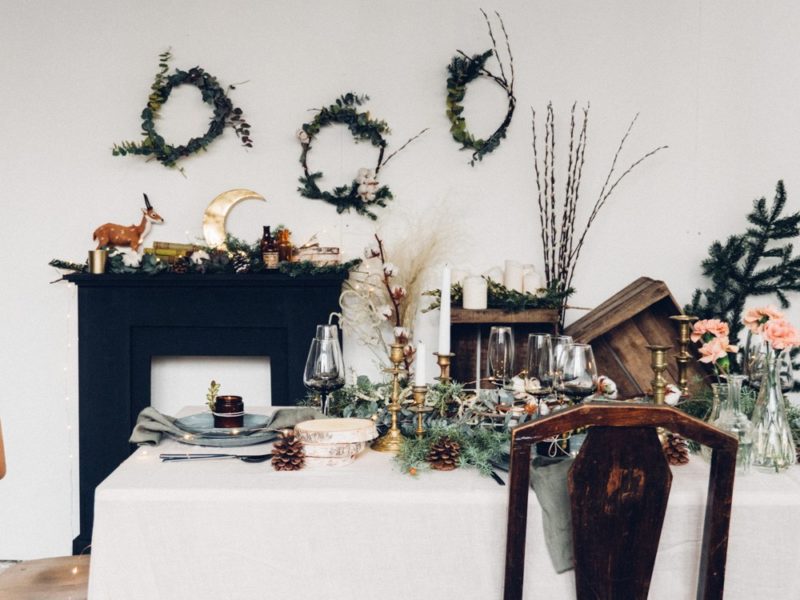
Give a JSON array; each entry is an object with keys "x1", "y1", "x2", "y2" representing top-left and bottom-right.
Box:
[
  {"x1": 303, "y1": 324, "x2": 345, "y2": 415},
  {"x1": 487, "y1": 326, "x2": 515, "y2": 390},
  {"x1": 558, "y1": 343, "x2": 598, "y2": 403},
  {"x1": 550, "y1": 335, "x2": 574, "y2": 399},
  {"x1": 525, "y1": 334, "x2": 554, "y2": 397}
]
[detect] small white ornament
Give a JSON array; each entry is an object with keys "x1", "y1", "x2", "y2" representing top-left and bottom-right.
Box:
[
  {"x1": 597, "y1": 376, "x2": 618, "y2": 399},
  {"x1": 190, "y1": 250, "x2": 210, "y2": 265},
  {"x1": 665, "y1": 384, "x2": 682, "y2": 406},
  {"x1": 120, "y1": 248, "x2": 142, "y2": 268}
]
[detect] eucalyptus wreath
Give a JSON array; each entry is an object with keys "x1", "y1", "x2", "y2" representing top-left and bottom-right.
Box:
[
  {"x1": 113, "y1": 50, "x2": 252, "y2": 170},
  {"x1": 446, "y1": 10, "x2": 516, "y2": 166},
  {"x1": 298, "y1": 92, "x2": 427, "y2": 220}
]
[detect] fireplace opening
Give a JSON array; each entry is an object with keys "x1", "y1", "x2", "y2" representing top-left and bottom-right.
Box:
[{"x1": 151, "y1": 356, "x2": 272, "y2": 415}]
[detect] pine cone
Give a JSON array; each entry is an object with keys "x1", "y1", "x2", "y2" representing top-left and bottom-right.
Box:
[
  {"x1": 232, "y1": 251, "x2": 250, "y2": 274},
  {"x1": 426, "y1": 436, "x2": 461, "y2": 471},
  {"x1": 662, "y1": 433, "x2": 689, "y2": 466},
  {"x1": 271, "y1": 432, "x2": 305, "y2": 471},
  {"x1": 795, "y1": 444, "x2": 800, "y2": 464},
  {"x1": 171, "y1": 256, "x2": 190, "y2": 274}
]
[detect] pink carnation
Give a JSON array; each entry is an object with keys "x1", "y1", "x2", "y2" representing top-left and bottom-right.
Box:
[
  {"x1": 698, "y1": 336, "x2": 738, "y2": 364},
  {"x1": 690, "y1": 319, "x2": 730, "y2": 343},
  {"x1": 743, "y1": 305, "x2": 784, "y2": 334},
  {"x1": 762, "y1": 318, "x2": 800, "y2": 351}
]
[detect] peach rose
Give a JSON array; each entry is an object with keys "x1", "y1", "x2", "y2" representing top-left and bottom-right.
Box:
[
  {"x1": 698, "y1": 335, "x2": 738, "y2": 364},
  {"x1": 743, "y1": 305, "x2": 784, "y2": 334},
  {"x1": 690, "y1": 319, "x2": 730, "y2": 343},
  {"x1": 762, "y1": 318, "x2": 800, "y2": 351}
]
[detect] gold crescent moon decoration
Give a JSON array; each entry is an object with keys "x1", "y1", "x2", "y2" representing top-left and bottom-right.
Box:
[{"x1": 202, "y1": 189, "x2": 266, "y2": 249}]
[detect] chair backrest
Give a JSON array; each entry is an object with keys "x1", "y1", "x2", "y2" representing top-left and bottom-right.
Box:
[
  {"x1": 0, "y1": 418, "x2": 5, "y2": 479},
  {"x1": 503, "y1": 402, "x2": 738, "y2": 600}
]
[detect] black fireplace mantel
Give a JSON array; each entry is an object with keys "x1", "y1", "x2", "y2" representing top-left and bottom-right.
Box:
[{"x1": 65, "y1": 272, "x2": 345, "y2": 553}]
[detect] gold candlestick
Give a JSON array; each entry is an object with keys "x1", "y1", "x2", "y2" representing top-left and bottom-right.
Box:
[
  {"x1": 372, "y1": 343, "x2": 407, "y2": 453},
  {"x1": 669, "y1": 315, "x2": 697, "y2": 397},
  {"x1": 409, "y1": 385, "x2": 432, "y2": 438},
  {"x1": 646, "y1": 344, "x2": 671, "y2": 405},
  {"x1": 434, "y1": 352, "x2": 455, "y2": 384}
]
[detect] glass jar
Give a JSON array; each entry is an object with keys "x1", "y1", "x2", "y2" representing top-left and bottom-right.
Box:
[
  {"x1": 700, "y1": 383, "x2": 726, "y2": 462},
  {"x1": 213, "y1": 395, "x2": 244, "y2": 428}
]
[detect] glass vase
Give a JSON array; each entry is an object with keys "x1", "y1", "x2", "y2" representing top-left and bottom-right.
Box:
[
  {"x1": 751, "y1": 351, "x2": 796, "y2": 473},
  {"x1": 711, "y1": 374, "x2": 753, "y2": 473},
  {"x1": 700, "y1": 383, "x2": 725, "y2": 462}
]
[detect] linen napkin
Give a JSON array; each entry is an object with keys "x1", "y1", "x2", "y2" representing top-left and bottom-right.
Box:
[
  {"x1": 530, "y1": 456, "x2": 575, "y2": 573},
  {"x1": 129, "y1": 406, "x2": 326, "y2": 446}
]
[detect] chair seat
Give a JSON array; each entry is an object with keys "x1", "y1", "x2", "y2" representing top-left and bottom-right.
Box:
[{"x1": 0, "y1": 555, "x2": 89, "y2": 600}]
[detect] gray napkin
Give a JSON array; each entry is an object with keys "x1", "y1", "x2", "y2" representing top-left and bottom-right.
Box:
[
  {"x1": 530, "y1": 456, "x2": 575, "y2": 573},
  {"x1": 129, "y1": 406, "x2": 326, "y2": 446}
]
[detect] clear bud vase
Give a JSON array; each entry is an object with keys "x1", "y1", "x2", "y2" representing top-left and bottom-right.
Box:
[
  {"x1": 700, "y1": 383, "x2": 725, "y2": 462},
  {"x1": 711, "y1": 374, "x2": 753, "y2": 472},
  {"x1": 751, "y1": 350, "x2": 796, "y2": 473}
]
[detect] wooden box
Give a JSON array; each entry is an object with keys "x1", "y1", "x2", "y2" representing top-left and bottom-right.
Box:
[
  {"x1": 450, "y1": 308, "x2": 559, "y2": 388},
  {"x1": 564, "y1": 277, "x2": 705, "y2": 399}
]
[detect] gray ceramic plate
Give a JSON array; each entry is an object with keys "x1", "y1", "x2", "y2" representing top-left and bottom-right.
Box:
[
  {"x1": 168, "y1": 413, "x2": 277, "y2": 447},
  {"x1": 175, "y1": 412, "x2": 271, "y2": 436}
]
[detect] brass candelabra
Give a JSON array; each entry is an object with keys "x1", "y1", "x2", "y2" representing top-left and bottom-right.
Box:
[
  {"x1": 669, "y1": 315, "x2": 697, "y2": 397},
  {"x1": 646, "y1": 344, "x2": 671, "y2": 405},
  {"x1": 409, "y1": 385, "x2": 432, "y2": 438},
  {"x1": 434, "y1": 352, "x2": 454, "y2": 384},
  {"x1": 372, "y1": 343, "x2": 407, "y2": 453}
]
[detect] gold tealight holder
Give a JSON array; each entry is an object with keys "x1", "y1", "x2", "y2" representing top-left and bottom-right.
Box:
[
  {"x1": 88, "y1": 249, "x2": 108, "y2": 274},
  {"x1": 372, "y1": 343, "x2": 407, "y2": 453},
  {"x1": 434, "y1": 352, "x2": 455, "y2": 384},
  {"x1": 669, "y1": 315, "x2": 697, "y2": 397},
  {"x1": 645, "y1": 344, "x2": 671, "y2": 405},
  {"x1": 409, "y1": 385, "x2": 432, "y2": 438}
]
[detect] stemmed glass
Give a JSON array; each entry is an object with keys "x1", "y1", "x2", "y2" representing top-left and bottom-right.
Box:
[
  {"x1": 487, "y1": 326, "x2": 515, "y2": 391},
  {"x1": 550, "y1": 335, "x2": 574, "y2": 399},
  {"x1": 558, "y1": 343, "x2": 598, "y2": 403},
  {"x1": 303, "y1": 324, "x2": 345, "y2": 415},
  {"x1": 525, "y1": 334, "x2": 554, "y2": 398}
]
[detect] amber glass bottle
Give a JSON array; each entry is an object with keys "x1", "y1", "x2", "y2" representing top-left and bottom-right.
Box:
[{"x1": 260, "y1": 226, "x2": 279, "y2": 269}]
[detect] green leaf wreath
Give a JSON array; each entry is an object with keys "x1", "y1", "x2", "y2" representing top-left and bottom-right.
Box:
[
  {"x1": 446, "y1": 10, "x2": 516, "y2": 166},
  {"x1": 113, "y1": 50, "x2": 252, "y2": 170},
  {"x1": 297, "y1": 93, "x2": 427, "y2": 220}
]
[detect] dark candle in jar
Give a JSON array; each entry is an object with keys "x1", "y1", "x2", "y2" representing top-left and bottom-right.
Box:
[{"x1": 214, "y1": 395, "x2": 244, "y2": 428}]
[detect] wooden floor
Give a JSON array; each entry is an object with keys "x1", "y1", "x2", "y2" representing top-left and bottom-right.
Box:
[{"x1": 0, "y1": 555, "x2": 89, "y2": 600}]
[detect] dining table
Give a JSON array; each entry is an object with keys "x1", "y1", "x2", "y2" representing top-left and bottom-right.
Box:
[{"x1": 87, "y1": 407, "x2": 800, "y2": 599}]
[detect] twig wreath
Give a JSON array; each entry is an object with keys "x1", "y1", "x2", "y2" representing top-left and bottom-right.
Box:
[
  {"x1": 113, "y1": 50, "x2": 252, "y2": 171},
  {"x1": 297, "y1": 93, "x2": 427, "y2": 220},
  {"x1": 446, "y1": 10, "x2": 516, "y2": 166}
]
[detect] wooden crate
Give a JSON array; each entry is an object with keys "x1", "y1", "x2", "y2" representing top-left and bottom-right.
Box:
[
  {"x1": 564, "y1": 277, "x2": 706, "y2": 399},
  {"x1": 450, "y1": 308, "x2": 560, "y2": 388}
]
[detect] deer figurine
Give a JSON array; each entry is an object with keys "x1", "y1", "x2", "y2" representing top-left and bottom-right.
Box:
[{"x1": 93, "y1": 194, "x2": 164, "y2": 252}]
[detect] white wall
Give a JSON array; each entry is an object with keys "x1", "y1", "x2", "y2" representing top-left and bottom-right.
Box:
[{"x1": 1, "y1": 0, "x2": 798, "y2": 558}]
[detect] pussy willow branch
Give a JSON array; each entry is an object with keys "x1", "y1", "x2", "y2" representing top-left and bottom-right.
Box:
[
  {"x1": 531, "y1": 103, "x2": 667, "y2": 318},
  {"x1": 380, "y1": 128, "x2": 430, "y2": 169}
]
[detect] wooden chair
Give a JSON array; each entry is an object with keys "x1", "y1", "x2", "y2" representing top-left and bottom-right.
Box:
[
  {"x1": 0, "y1": 417, "x2": 90, "y2": 600},
  {"x1": 504, "y1": 402, "x2": 738, "y2": 600}
]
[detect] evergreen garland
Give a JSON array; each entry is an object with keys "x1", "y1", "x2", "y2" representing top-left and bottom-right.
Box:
[
  {"x1": 298, "y1": 93, "x2": 426, "y2": 220},
  {"x1": 423, "y1": 279, "x2": 571, "y2": 313},
  {"x1": 686, "y1": 180, "x2": 800, "y2": 347},
  {"x1": 112, "y1": 50, "x2": 252, "y2": 170},
  {"x1": 396, "y1": 424, "x2": 508, "y2": 476},
  {"x1": 446, "y1": 10, "x2": 515, "y2": 166}
]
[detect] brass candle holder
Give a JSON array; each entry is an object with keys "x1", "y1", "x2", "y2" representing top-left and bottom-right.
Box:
[
  {"x1": 434, "y1": 352, "x2": 455, "y2": 384},
  {"x1": 646, "y1": 344, "x2": 671, "y2": 405},
  {"x1": 409, "y1": 385, "x2": 432, "y2": 438},
  {"x1": 372, "y1": 343, "x2": 407, "y2": 453},
  {"x1": 669, "y1": 315, "x2": 697, "y2": 397}
]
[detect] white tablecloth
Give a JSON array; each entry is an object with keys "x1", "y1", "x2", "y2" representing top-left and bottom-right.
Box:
[{"x1": 88, "y1": 409, "x2": 800, "y2": 600}]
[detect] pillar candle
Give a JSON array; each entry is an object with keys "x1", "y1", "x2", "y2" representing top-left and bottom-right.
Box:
[
  {"x1": 523, "y1": 271, "x2": 544, "y2": 294},
  {"x1": 438, "y1": 265, "x2": 451, "y2": 355},
  {"x1": 415, "y1": 342, "x2": 426, "y2": 385},
  {"x1": 462, "y1": 275, "x2": 488, "y2": 309},
  {"x1": 504, "y1": 260, "x2": 524, "y2": 292}
]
